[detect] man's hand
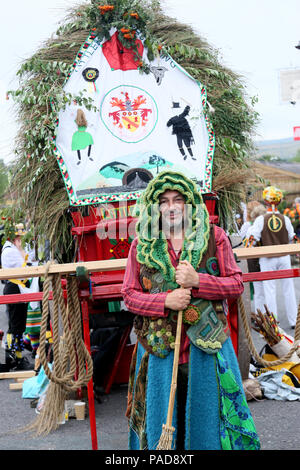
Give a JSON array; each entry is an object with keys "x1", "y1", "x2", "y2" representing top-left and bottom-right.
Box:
[
  {"x1": 175, "y1": 260, "x2": 199, "y2": 288},
  {"x1": 165, "y1": 287, "x2": 191, "y2": 311}
]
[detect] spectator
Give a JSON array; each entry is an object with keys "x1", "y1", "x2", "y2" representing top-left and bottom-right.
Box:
[
  {"x1": 247, "y1": 186, "x2": 297, "y2": 328},
  {"x1": 1, "y1": 223, "x2": 33, "y2": 369}
]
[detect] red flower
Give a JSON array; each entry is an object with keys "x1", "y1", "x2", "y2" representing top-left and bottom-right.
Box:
[{"x1": 98, "y1": 5, "x2": 114, "y2": 14}]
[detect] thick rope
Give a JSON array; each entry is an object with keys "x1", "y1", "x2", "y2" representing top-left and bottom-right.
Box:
[
  {"x1": 21, "y1": 261, "x2": 93, "y2": 436},
  {"x1": 238, "y1": 296, "x2": 300, "y2": 368},
  {"x1": 38, "y1": 261, "x2": 93, "y2": 390}
]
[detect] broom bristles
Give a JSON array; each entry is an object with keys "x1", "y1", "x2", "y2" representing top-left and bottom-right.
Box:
[{"x1": 156, "y1": 424, "x2": 175, "y2": 450}]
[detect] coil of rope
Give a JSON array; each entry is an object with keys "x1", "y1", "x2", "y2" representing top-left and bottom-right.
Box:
[
  {"x1": 24, "y1": 261, "x2": 93, "y2": 436},
  {"x1": 238, "y1": 296, "x2": 300, "y2": 368},
  {"x1": 39, "y1": 261, "x2": 93, "y2": 390}
]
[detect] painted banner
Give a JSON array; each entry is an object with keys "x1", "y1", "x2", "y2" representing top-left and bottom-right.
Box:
[{"x1": 55, "y1": 29, "x2": 215, "y2": 206}]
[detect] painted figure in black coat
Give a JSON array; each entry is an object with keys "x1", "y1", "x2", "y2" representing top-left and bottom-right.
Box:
[{"x1": 167, "y1": 104, "x2": 196, "y2": 160}]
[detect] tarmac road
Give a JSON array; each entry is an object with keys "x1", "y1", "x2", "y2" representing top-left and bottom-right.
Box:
[{"x1": 0, "y1": 265, "x2": 300, "y2": 452}]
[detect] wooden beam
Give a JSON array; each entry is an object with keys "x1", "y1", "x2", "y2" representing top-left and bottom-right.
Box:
[
  {"x1": 233, "y1": 244, "x2": 300, "y2": 260},
  {"x1": 0, "y1": 258, "x2": 128, "y2": 280},
  {"x1": 0, "y1": 243, "x2": 299, "y2": 280},
  {"x1": 9, "y1": 382, "x2": 23, "y2": 390},
  {"x1": 0, "y1": 370, "x2": 35, "y2": 380}
]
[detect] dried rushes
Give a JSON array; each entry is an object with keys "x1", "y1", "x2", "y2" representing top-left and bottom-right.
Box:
[{"x1": 251, "y1": 307, "x2": 283, "y2": 347}]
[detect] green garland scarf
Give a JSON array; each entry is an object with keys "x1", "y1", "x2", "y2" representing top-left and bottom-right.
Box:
[{"x1": 135, "y1": 170, "x2": 210, "y2": 289}]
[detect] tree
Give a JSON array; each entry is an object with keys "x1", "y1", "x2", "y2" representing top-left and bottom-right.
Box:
[
  {"x1": 149, "y1": 155, "x2": 166, "y2": 174},
  {"x1": 258, "y1": 154, "x2": 280, "y2": 162}
]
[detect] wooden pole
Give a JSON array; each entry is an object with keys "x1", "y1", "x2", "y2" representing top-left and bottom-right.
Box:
[
  {"x1": 165, "y1": 309, "x2": 183, "y2": 429},
  {"x1": 233, "y1": 244, "x2": 300, "y2": 260},
  {"x1": 0, "y1": 258, "x2": 128, "y2": 280}
]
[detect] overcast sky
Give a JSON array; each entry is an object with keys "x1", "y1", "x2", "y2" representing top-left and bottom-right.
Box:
[{"x1": 1, "y1": 0, "x2": 300, "y2": 163}]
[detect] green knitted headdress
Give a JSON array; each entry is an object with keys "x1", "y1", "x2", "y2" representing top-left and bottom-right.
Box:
[{"x1": 135, "y1": 170, "x2": 210, "y2": 288}]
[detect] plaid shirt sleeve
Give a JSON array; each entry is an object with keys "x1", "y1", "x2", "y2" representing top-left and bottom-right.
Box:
[
  {"x1": 121, "y1": 238, "x2": 169, "y2": 317},
  {"x1": 191, "y1": 226, "x2": 244, "y2": 299}
]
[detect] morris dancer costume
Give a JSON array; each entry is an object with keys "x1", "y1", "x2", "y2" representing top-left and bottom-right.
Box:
[
  {"x1": 121, "y1": 170, "x2": 260, "y2": 450},
  {"x1": 247, "y1": 186, "x2": 297, "y2": 327},
  {"x1": 1, "y1": 224, "x2": 32, "y2": 369}
]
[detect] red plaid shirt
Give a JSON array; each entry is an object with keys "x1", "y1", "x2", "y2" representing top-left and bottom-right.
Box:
[{"x1": 121, "y1": 225, "x2": 244, "y2": 364}]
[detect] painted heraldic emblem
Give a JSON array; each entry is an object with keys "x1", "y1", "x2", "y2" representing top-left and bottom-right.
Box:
[{"x1": 100, "y1": 85, "x2": 158, "y2": 143}]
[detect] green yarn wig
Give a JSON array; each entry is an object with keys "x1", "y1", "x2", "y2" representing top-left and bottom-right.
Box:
[{"x1": 135, "y1": 170, "x2": 210, "y2": 288}]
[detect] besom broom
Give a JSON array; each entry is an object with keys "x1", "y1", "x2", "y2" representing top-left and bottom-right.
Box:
[{"x1": 156, "y1": 308, "x2": 183, "y2": 450}]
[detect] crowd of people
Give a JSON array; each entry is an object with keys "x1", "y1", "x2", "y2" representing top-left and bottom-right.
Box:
[{"x1": 240, "y1": 186, "x2": 298, "y2": 328}]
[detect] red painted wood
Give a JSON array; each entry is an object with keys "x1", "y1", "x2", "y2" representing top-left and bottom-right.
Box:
[
  {"x1": 242, "y1": 268, "x2": 300, "y2": 282},
  {"x1": 81, "y1": 300, "x2": 98, "y2": 451}
]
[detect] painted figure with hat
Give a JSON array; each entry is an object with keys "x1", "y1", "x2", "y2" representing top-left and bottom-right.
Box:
[
  {"x1": 247, "y1": 186, "x2": 297, "y2": 328},
  {"x1": 166, "y1": 103, "x2": 196, "y2": 161},
  {"x1": 1, "y1": 220, "x2": 34, "y2": 370},
  {"x1": 121, "y1": 170, "x2": 260, "y2": 450}
]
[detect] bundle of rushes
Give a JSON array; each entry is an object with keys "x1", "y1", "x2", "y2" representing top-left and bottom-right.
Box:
[
  {"x1": 7, "y1": 0, "x2": 259, "y2": 261},
  {"x1": 251, "y1": 307, "x2": 283, "y2": 347}
]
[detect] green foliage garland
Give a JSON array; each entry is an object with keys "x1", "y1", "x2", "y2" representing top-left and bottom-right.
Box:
[{"x1": 0, "y1": 206, "x2": 34, "y2": 247}]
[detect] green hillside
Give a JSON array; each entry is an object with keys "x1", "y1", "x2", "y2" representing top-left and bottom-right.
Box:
[{"x1": 253, "y1": 138, "x2": 300, "y2": 160}]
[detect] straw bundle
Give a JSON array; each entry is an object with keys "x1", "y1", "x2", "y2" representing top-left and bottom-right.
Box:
[{"x1": 251, "y1": 306, "x2": 283, "y2": 347}]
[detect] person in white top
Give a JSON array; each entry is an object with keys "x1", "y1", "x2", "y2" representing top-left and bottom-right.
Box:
[
  {"x1": 247, "y1": 187, "x2": 297, "y2": 328},
  {"x1": 1, "y1": 223, "x2": 33, "y2": 369},
  {"x1": 244, "y1": 204, "x2": 267, "y2": 315}
]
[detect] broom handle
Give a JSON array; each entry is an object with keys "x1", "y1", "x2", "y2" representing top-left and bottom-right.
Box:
[{"x1": 165, "y1": 308, "x2": 183, "y2": 428}]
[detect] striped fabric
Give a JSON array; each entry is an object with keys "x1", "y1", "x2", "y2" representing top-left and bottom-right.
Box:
[
  {"x1": 121, "y1": 225, "x2": 244, "y2": 365},
  {"x1": 25, "y1": 307, "x2": 42, "y2": 351},
  {"x1": 25, "y1": 308, "x2": 42, "y2": 335}
]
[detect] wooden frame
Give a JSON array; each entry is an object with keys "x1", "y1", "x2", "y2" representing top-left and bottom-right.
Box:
[{"x1": 0, "y1": 244, "x2": 299, "y2": 281}]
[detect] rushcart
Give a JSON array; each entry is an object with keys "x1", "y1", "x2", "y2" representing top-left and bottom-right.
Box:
[{"x1": 2, "y1": 0, "x2": 287, "y2": 451}]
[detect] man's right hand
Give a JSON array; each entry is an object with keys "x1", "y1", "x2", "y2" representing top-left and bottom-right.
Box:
[{"x1": 164, "y1": 288, "x2": 191, "y2": 311}]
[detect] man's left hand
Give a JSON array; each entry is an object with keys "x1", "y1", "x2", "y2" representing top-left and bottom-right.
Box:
[{"x1": 175, "y1": 260, "x2": 199, "y2": 288}]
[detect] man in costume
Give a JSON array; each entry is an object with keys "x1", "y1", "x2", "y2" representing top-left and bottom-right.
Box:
[
  {"x1": 241, "y1": 202, "x2": 267, "y2": 315},
  {"x1": 1, "y1": 223, "x2": 33, "y2": 369},
  {"x1": 121, "y1": 170, "x2": 260, "y2": 450},
  {"x1": 247, "y1": 186, "x2": 297, "y2": 328}
]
